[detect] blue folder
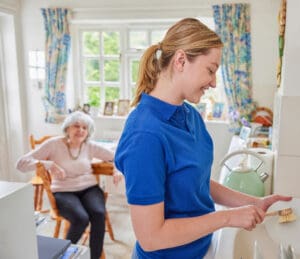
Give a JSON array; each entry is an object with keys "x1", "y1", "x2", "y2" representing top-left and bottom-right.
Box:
[{"x1": 37, "y1": 235, "x2": 71, "y2": 259}]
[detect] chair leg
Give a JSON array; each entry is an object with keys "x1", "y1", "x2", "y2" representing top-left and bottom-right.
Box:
[
  {"x1": 36, "y1": 185, "x2": 44, "y2": 211},
  {"x1": 54, "y1": 219, "x2": 62, "y2": 238},
  {"x1": 100, "y1": 250, "x2": 106, "y2": 259},
  {"x1": 33, "y1": 184, "x2": 42, "y2": 211},
  {"x1": 81, "y1": 227, "x2": 90, "y2": 246},
  {"x1": 104, "y1": 192, "x2": 115, "y2": 241},
  {"x1": 105, "y1": 211, "x2": 115, "y2": 241},
  {"x1": 63, "y1": 220, "x2": 70, "y2": 239}
]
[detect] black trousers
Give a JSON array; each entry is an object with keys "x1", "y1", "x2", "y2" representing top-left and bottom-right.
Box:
[{"x1": 54, "y1": 185, "x2": 106, "y2": 259}]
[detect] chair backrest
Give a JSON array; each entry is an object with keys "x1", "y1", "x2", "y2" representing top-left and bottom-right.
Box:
[
  {"x1": 30, "y1": 135, "x2": 53, "y2": 149},
  {"x1": 91, "y1": 162, "x2": 114, "y2": 184}
]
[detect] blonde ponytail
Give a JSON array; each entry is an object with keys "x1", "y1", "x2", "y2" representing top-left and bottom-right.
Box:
[{"x1": 131, "y1": 44, "x2": 161, "y2": 107}]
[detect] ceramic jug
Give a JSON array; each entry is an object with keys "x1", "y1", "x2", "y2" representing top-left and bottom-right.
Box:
[{"x1": 220, "y1": 149, "x2": 269, "y2": 197}]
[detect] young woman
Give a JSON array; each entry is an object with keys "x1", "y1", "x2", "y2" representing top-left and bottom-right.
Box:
[
  {"x1": 115, "y1": 18, "x2": 291, "y2": 258},
  {"x1": 17, "y1": 111, "x2": 122, "y2": 259}
]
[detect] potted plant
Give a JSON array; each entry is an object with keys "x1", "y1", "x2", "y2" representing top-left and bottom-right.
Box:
[{"x1": 88, "y1": 87, "x2": 101, "y2": 116}]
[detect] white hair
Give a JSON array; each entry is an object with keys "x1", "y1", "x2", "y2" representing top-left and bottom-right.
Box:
[{"x1": 61, "y1": 111, "x2": 95, "y2": 138}]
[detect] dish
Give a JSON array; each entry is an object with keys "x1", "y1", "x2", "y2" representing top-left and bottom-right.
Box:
[{"x1": 264, "y1": 198, "x2": 300, "y2": 254}]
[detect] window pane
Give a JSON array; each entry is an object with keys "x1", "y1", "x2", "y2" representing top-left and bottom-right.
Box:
[
  {"x1": 29, "y1": 68, "x2": 38, "y2": 79},
  {"x1": 131, "y1": 87, "x2": 137, "y2": 100},
  {"x1": 151, "y1": 30, "x2": 166, "y2": 44},
  {"x1": 130, "y1": 60, "x2": 139, "y2": 83},
  {"x1": 28, "y1": 51, "x2": 45, "y2": 67},
  {"x1": 84, "y1": 59, "x2": 100, "y2": 81},
  {"x1": 105, "y1": 87, "x2": 120, "y2": 101},
  {"x1": 129, "y1": 30, "x2": 147, "y2": 49},
  {"x1": 83, "y1": 32, "x2": 100, "y2": 55},
  {"x1": 103, "y1": 31, "x2": 120, "y2": 55},
  {"x1": 86, "y1": 86, "x2": 101, "y2": 107},
  {"x1": 37, "y1": 68, "x2": 45, "y2": 80},
  {"x1": 104, "y1": 60, "x2": 120, "y2": 82}
]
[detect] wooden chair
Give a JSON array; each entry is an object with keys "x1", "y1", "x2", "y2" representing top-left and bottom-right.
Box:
[
  {"x1": 36, "y1": 161, "x2": 115, "y2": 259},
  {"x1": 29, "y1": 134, "x2": 52, "y2": 211},
  {"x1": 92, "y1": 162, "x2": 115, "y2": 241}
]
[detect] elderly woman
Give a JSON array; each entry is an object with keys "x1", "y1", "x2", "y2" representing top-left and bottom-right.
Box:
[{"x1": 16, "y1": 111, "x2": 121, "y2": 259}]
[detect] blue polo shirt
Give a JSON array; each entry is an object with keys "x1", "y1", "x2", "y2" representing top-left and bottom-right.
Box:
[{"x1": 115, "y1": 93, "x2": 215, "y2": 259}]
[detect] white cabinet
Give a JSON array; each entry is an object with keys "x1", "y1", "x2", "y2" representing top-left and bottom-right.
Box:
[{"x1": 0, "y1": 181, "x2": 38, "y2": 259}]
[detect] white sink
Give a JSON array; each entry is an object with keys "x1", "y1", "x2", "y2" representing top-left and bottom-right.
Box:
[
  {"x1": 213, "y1": 199, "x2": 300, "y2": 259},
  {"x1": 234, "y1": 224, "x2": 284, "y2": 259},
  {"x1": 213, "y1": 223, "x2": 299, "y2": 259}
]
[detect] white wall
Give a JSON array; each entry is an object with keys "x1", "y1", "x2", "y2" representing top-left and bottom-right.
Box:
[
  {"x1": 0, "y1": 0, "x2": 30, "y2": 182},
  {"x1": 272, "y1": 0, "x2": 300, "y2": 197}
]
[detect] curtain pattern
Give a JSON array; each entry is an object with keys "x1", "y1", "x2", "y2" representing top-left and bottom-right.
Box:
[
  {"x1": 213, "y1": 4, "x2": 254, "y2": 133},
  {"x1": 41, "y1": 8, "x2": 71, "y2": 123},
  {"x1": 277, "y1": 0, "x2": 287, "y2": 88}
]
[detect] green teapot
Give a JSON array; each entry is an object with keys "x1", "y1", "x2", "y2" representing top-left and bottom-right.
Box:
[{"x1": 220, "y1": 149, "x2": 269, "y2": 197}]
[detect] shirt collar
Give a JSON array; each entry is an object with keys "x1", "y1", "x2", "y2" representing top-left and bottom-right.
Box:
[{"x1": 139, "y1": 93, "x2": 190, "y2": 121}]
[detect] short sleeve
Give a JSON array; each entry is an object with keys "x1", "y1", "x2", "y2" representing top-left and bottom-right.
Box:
[{"x1": 115, "y1": 132, "x2": 166, "y2": 205}]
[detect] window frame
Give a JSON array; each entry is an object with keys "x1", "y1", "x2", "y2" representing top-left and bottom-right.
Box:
[{"x1": 71, "y1": 18, "x2": 227, "y2": 118}]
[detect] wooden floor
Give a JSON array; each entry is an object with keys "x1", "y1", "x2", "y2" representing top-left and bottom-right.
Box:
[{"x1": 36, "y1": 194, "x2": 135, "y2": 259}]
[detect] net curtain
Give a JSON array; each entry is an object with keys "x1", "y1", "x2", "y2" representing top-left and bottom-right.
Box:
[
  {"x1": 41, "y1": 8, "x2": 71, "y2": 123},
  {"x1": 213, "y1": 4, "x2": 255, "y2": 133}
]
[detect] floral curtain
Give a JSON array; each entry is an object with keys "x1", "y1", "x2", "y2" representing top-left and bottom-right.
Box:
[
  {"x1": 277, "y1": 0, "x2": 287, "y2": 88},
  {"x1": 41, "y1": 8, "x2": 71, "y2": 123},
  {"x1": 213, "y1": 4, "x2": 254, "y2": 133}
]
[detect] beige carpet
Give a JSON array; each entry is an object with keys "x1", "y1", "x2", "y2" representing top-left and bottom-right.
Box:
[{"x1": 36, "y1": 194, "x2": 136, "y2": 259}]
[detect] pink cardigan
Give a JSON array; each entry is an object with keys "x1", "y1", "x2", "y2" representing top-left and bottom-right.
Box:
[{"x1": 16, "y1": 136, "x2": 114, "y2": 192}]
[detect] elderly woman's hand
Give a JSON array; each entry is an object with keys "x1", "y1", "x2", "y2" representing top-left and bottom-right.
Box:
[
  {"x1": 112, "y1": 169, "x2": 123, "y2": 186},
  {"x1": 47, "y1": 161, "x2": 66, "y2": 180}
]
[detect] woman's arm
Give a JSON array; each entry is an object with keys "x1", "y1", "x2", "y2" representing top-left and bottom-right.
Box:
[
  {"x1": 16, "y1": 143, "x2": 52, "y2": 172},
  {"x1": 90, "y1": 141, "x2": 123, "y2": 185},
  {"x1": 210, "y1": 179, "x2": 258, "y2": 207},
  {"x1": 90, "y1": 141, "x2": 115, "y2": 162},
  {"x1": 210, "y1": 179, "x2": 292, "y2": 210},
  {"x1": 129, "y1": 200, "x2": 265, "y2": 252},
  {"x1": 16, "y1": 137, "x2": 66, "y2": 179},
  {"x1": 130, "y1": 180, "x2": 292, "y2": 252}
]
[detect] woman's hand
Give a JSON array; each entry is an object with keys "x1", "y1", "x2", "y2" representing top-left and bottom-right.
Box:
[
  {"x1": 48, "y1": 162, "x2": 66, "y2": 180},
  {"x1": 254, "y1": 194, "x2": 292, "y2": 212},
  {"x1": 224, "y1": 205, "x2": 265, "y2": 231},
  {"x1": 112, "y1": 169, "x2": 123, "y2": 186}
]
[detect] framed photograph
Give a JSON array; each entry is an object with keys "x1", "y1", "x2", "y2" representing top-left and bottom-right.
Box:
[
  {"x1": 196, "y1": 102, "x2": 207, "y2": 118},
  {"x1": 82, "y1": 103, "x2": 90, "y2": 114},
  {"x1": 103, "y1": 101, "x2": 115, "y2": 116},
  {"x1": 212, "y1": 102, "x2": 224, "y2": 119},
  {"x1": 239, "y1": 126, "x2": 251, "y2": 141},
  {"x1": 117, "y1": 99, "x2": 130, "y2": 116}
]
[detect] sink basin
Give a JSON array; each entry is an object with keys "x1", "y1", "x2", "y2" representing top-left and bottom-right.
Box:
[
  {"x1": 212, "y1": 199, "x2": 300, "y2": 259},
  {"x1": 213, "y1": 221, "x2": 299, "y2": 259},
  {"x1": 234, "y1": 224, "x2": 282, "y2": 259}
]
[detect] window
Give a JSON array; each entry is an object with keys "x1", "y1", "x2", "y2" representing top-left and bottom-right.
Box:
[{"x1": 75, "y1": 18, "x2": 227, "y2": 118}]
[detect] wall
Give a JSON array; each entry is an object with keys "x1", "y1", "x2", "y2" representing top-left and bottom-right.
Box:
[
  {"x1": 12, "y1": 0, "x2": 280, "y2": 181},
  {"x1": 0, "y1": 0, "x2": 29, "y2": 182},
  {"x1": 272, "y1": 0, "x2": 300, "y2": 197}
]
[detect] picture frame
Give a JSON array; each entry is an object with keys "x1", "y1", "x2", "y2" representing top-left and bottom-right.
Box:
[
  {"x1": 239, "y1": 126, "x2": 252, "y2": 141},
  {"x1": 117, "y1": 99, "x2": 130, "y2": 116},
  {"x1": 82, "y1": 103, "x2": 90, "y2": 114},
  {"x1": 212, "y1": 102, "x2": 224, "y2": 119},
  {"x1": 195, "y1": 102, "x2": 207, "y2": 118},
  {"x1": 103, "y1": 101, "x2": 115, "y2": 116}
]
